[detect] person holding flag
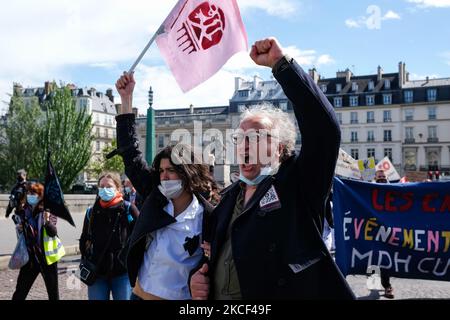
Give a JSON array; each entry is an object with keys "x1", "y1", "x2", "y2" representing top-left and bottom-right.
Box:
[{"x1": 11, "y1": 181, "x2": 60, "y2": 300}]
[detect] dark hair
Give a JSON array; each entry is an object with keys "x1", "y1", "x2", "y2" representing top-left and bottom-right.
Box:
[{"x1": 152, "y1": 145, "x2": 220, "y2": 204}]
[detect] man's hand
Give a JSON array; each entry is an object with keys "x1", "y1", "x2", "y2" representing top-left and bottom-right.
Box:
[
  {"x1": 115, "y1": 72, "x2": 136, "y2": 114},
  {"x1": 190, "y1": 263, "x2": 210, "y2": 300},
  {"x1": 250, "y1": 37, "x2": 285, "y2": 69}
]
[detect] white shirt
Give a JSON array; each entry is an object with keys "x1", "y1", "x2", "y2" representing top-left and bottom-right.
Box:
[{"x1": 138, "y1": 195, "x2": 204, "y2": 300}]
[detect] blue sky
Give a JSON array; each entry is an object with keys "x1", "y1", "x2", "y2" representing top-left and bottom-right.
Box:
[{"x1": 1, "y1": 0, "x2": 449, "y2": 115}]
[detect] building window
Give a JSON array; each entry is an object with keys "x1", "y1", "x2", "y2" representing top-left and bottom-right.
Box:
[
  {"x1": 367, "y1": 148, "x2": 375, "y2": 158},
  {"x1": 366, "y1": 95, "x2": 375, "y2": 106},
  {"x1": 104, "y1": 129, "x2": 109, "y2": 138},
  {"x1": 238, "y1": 90, "x2": 249, "y2": 98},
  {"x1": 384, "y1": 130, "x2": 392, "y2": 142},
  {"x1": 158, "y1": 135, "x2": 164, "y2": 148},
  {"x1": 320, "y1": 84, "x2": 327, "y2": 93},
  {"x1": 404, "y1": 90, "x2": 413, "y2": 103},
  {"x1": 405, "y1": 109, "x2": 414, "y2": 121},
  {"x1": 280, "y1": 102, "x2": 288, "y2": 111},
  {"x1": 96, "y1": 141, "x2": 101, "y2": 152},
  {"x1": 428, "y1": 107, "x2": 437, "y2": 120},
  {"x1": 367, "y1": 111, "x2": 375, "y2": 123},
  {"x1": 384, "y1": 148, "x2": 393, "y2": 162},
  {"x1": 351, "y1": 131, "x2": 358, "y2": 142},
  {"x1": 352, "y1": 82, "x2": 358, "y2": 92},
  {"x1": 336, "y1": 84, "x2": 342, "y2": 93},
  {"x1": 334, "y1": 97, "x2": 342, "y2": 108},
  {"x1": 368, "y1": 81, "x2": 374, "y2": 91},
  {"x1": 336, "y1": 113, "x2": 342, "y2": 125},
  {"x1": 383, "y1": 94, "x2": 392, "y2": 105},
  {"x1": 351, "y1": 149, "x2": 359, "y2": 160},
  {"x1": 238, "y1": 104, "x2": 246, "y2": 113},
  {"x1": 256, "y1": 91, "x2": 262, "y2": 98},
  {"x1": 383, "y1": 110, "x2": 392, "y2": 122},
  {"x1": 384, "y1": 79, "x2": 391, "y2": 89},
  {"x1": 96, "y1": 128, "x2": 100, "y2": 138},
  {"x1": 268, "y1": 89, "x2": 275, "y2": 96},
  {"x1": 428, "y1": 126, "x2": 437, "y2": 140},
  {"x1": 405, "y1": 127, "x2": 414, "y2": 143},
  {"x1": 350, "y1": 96, "x2": 359, "y2": 107},
  {"x1": 350, "y1": 112, "x2": 358, "y2": 124},
  {"x1": 367, "y1": 130, "x2": 375, "y2": 142},
  {"x1": 427, "y1": 89, "x2": 437, "y2": 102}
]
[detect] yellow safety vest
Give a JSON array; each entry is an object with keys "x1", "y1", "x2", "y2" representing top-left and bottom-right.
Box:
[{"x1": 43, "y1": 228, "x2": 65, "y2": 265}]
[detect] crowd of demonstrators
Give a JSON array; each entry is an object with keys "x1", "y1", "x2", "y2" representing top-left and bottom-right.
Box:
[
  {"x1": 114, "y1": 73, "x2": 220, "y2": 300},
  {"x1": 189, "y1": 37, "x2": 354, "y2": 300},
  {"x1": 11, "y1": 181, "x2": 60, "y2": 300},
  {"x1": 79, "y1": 172, "x2": 139, "y2": 300}
]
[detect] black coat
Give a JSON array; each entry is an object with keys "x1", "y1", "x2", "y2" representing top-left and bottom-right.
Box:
[
  {"x1": 204, "y1": 57, "x2": 355, "y2": 300},
  {"x1": 115, "y1": 114, "x2": 214, "y2": 288},
  {"x1": 79, "y1": 199, "x2": 139, "y2": 278}
]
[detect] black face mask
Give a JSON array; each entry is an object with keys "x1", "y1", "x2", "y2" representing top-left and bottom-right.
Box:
[{"x1": 376, "y1": 179, "x2": 388, "y2": 184}]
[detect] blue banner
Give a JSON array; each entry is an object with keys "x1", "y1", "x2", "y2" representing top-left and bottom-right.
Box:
[{"x1": 333, "y1": 177, "x2": 450, "y2": 281}]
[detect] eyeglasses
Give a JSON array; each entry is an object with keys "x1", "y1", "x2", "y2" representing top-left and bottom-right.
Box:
[{"x1": 231, "y1": 131, "x2": 277, "y2": 145}]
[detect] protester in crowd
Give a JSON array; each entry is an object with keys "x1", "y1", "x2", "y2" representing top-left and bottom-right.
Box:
[
  {"x1": 79, "y1": 172, "x2": 139, "y2": 300},
  {"x1": 122, "y1": 177, "x2": 143, "y2": 210},
  {"x1": 12, "y1": 181, "x2": 60, "y2": 300},
  {"x1": 374, "y1": 169, "x2": 395, "y2": 299},
  {"x1": 322, "y1": 193, "x2": 335, "y2": 254},
  {"x1": 5, "y1": 169, "x2": 27, "y2": 218},
  {"x1": 189, "y1": 37, "x2": 355, "y2": 300},
  {"x1": 114, "y1": 74, "x2": 220, "y2": 300}
]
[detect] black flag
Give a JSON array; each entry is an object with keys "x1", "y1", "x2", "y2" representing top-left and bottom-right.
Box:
[{"x1": 44, "y1": 151, "x2": 75, "y2": 227}]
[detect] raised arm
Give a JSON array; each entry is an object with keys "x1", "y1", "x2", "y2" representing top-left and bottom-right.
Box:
[
  {"x1": 115, "y1": 72, "x2": 156, "y2": 198},
  {"x1": 251, "y1": 38, "x2": 341, "y2": 224}
]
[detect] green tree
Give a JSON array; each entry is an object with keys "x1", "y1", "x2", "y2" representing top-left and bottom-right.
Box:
[
  {"x1": 0, "y1": 90, "x2": 43, "y2": 189},
  {"x1": 89, "y1": 139, "x2": 124, "y2": 177},
  {"x1": 31, "y1": 87, "x2": 94, "y2": 192}
]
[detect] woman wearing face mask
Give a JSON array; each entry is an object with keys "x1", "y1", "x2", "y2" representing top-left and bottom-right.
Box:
[
  {"x1": 11, "y1": 182, "x2": 59, "y2": 300},
  {"x1": 115, "y1": 72, "x2": 220, "y2": 300},
  {"x1": 79, "y1": 172, "x2": 139, "y2": 300}
]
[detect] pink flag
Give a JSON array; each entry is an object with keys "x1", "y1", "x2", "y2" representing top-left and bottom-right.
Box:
[{"x1": 156, "y1": 0, "x2": 248, "y2": 92}]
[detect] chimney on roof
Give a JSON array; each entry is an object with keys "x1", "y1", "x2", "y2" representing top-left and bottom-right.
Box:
[
  {"x1": 336, "y1": 68, "x2": 352, "y2": 83},
  {"x1": 44, "y1": 81, "x2": 51, "y2": 95},
  {"x1": 377, "y1": 66, "x2": 383, "y2": 82},
  {"x1": 132, "y1": 107, "x2": 138, "y2": 117},
  {"x1": 13, "y1": 83, "x2": 23, "y2": 96},
  {"x1": 235, "y1": 77, "x2": 244, "y2": 91},
  {"x1": 426, "y1": 76, "x2": 429, "y2": 83},
  {"x1": 253, "y1": 75, "x2": 262, "y2": 90},
  {"x1": 189, "y1": 104, "x2": 194, "y2": 114},
  {"x1": 308, "y1": 68, "x2": 320, "y2": 84},
  {"x1": 406, "y1": 72, "x2": 410, "y2": 82},
  {"x1": 106, "y1": 89, "x2": 114, "y2": 103},
  {"x1": 89, "y1": 88, "x2": 96, "y2": 97},
  {"x1": 398, "y1": 62, "x2": 407, "y2": 88}
]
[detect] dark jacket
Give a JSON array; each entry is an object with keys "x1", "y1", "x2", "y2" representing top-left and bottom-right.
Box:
[
  {"x1": 115, "y1": 114, "x2": 215, "y2": 288},
  {"x1": 79, "y1": 199, "x2": 139, "y2": 278},
  {"x1": 203, "y1": 57, "x2": 355, "y2": 300}
]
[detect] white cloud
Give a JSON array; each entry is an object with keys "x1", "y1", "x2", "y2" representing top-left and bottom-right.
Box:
[
  {"x1": 284, "y1": 46, "x2": 335, "y2": 67},
  {"x1": 407, "y1": 0, "x2": 450, "y2": 8},
  {"x1": 238, "y1": 0, "x2": 299, "y2": 18},
  {"x1": 345, "y1": 7, "x2": 401, "y2": 29},
  {"x1": 383, "y1": 10, "x2": 401, "y2": 20},
  {"x1": 345, "y1": 19, "x2": 361, "y2": 28}
]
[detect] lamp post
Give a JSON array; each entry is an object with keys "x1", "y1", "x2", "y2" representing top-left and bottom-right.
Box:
[{"x1": 145, "y1": 86, "x2": 156, "y2": 164}]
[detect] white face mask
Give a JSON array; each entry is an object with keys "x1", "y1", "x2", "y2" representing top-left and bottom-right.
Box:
[{"x1": 158, "y1": 180, "x2": 184, "y2": 200}]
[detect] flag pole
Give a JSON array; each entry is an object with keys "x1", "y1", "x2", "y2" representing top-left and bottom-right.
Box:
[{"x1": 128, "y1": 25, "x2": 165, "y2": 73}]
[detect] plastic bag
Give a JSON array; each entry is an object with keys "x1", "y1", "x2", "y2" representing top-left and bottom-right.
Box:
[{"x1": 9, "y1": 233, "x2": 29, "y2": 269}]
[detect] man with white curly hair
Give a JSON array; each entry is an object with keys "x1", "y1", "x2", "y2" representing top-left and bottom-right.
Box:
[{"x1": 190, "y1": 37, "x2": 355, "y2": 300}]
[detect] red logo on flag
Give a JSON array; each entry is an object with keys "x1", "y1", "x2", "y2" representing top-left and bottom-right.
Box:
[{"x1": 177, "y1": 2, "x2": 226, "y2": 54}]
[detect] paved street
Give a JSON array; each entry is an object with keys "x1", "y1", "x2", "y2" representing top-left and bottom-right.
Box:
[{"x1": 0, "y1": 254, "x2": 449, "y2": 300}]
